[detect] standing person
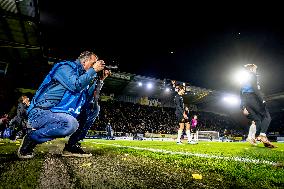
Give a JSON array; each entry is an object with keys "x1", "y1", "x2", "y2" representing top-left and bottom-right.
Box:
[
  {"x1": 105, "y1": 122, "x2": 113, "y2": 140},
  {"x1": 190, "y1": 115, "x2": 198, "y2": 142},
  {"x1": 174, "y1": 85, "x2": 196, "y2": 144},
  {"x1": 0, "y1": 114, "x2": 9, "y2": 139},
  {"x1": 240, "y1": 64, "x2": 276, "y2": 148},
  {"x1": 184, "y1": 106, "x2": 197, "y2": 144},
  {"x1": 18, "y1": 51, "x2": 105, "y2": 158},
  {"x1": 9, "y1": 95, "x2": 30, "y2": 141}
]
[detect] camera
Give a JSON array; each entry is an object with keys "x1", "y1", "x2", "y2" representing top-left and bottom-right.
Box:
[
  {"x1": 97, "y1": 65, "x2": 119, "y2": 79},
  {"x1": 105, "y1": 65, "x2": 118, "y2": 70}
]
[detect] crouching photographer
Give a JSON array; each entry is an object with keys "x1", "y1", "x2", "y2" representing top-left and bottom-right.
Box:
[{"x1": 18, "y1": 51, "x2": 112, "y2": 158}]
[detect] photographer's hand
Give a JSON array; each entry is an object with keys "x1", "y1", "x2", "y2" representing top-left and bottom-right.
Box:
[{"x1": 93, "y1": 60, "x2": 105, "y2": 72}]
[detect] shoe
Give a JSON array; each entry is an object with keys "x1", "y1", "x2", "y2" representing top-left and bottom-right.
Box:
[
  {"x1": 256, "y1": 135, "x2": 277, "y2": 148},
  {"x1": 62, "y1": 143, "x2": 92, "y2": 157},
  {"x1": 17, "y1": 134, "x2": 37, "y2": 159},
  {"x1": 188, "y1": 141, "x2": 198, "y2": 144},
  {"x1": 247, "y1": 138, "x2": 257, "y2": 146},
  {"x1": 176, "y1": 141, "x2": 183, "y2": 145}
]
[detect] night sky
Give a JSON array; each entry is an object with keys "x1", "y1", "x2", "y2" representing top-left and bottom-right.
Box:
[{"x1": 39, "y1": 1, "x2": 284, "y2": 95}]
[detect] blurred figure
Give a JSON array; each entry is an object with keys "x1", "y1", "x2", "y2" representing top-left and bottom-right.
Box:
[
  {"x1": 9, "y1": 95, "x2": 30, "y2": 141},
  {"x1": 105, "y1": 122, "x2": 114, "y2": 140},
  {"x1": 240, "y1": 64, "x2": 276, "y2": 148},
  {"x1": 0, "y1": 114, "x2": 9, "y2": 139},
  {"x1": 190, "y1": 115, "x2": 198, "y2": 141}
]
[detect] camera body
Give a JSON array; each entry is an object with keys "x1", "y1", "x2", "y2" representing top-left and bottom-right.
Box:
[
  {"x1": 97, "y1": 65, "x2": 118, "y2": 79},
  {"x1": 105, "y1": 65, "x2": 118, "y2": 70}
]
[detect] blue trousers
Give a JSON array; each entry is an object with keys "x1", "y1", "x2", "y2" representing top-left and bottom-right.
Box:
[
  {"x1": 28, "y1": 104, "x2": 100, "y2": 144},
  {"x1": 28, "y1": 108, "x2": 79, "y2": 143}
]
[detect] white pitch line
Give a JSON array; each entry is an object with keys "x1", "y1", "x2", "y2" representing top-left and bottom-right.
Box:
[{"x1": 92, "y1": 142, "x2": 278, "y2": 166}]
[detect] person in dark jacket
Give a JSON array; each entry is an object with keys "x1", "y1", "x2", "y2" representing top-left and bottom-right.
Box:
[
  {"x1": 105, "y1": 122, "x2": 113, "y2": 140},
  {"x1": 9, "y1": 95, "x2": 30, "y2": 140},
  {"x1": 174, "y1": 85, "x2": 196, "y2": 144},
  {"x1": 240, "y1": 64, "x2": 276, "y2": 148},
  {"x1": 0, "y1": 114, "x2": 9, "y2": 139}
]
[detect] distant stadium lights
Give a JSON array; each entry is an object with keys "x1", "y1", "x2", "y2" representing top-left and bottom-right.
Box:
[
  {"x1": 147, "y1": 83, "x2": 153, "y2": 89},
  {"x1": 137, "y1": 81, "x2": 154, "y2": 90}
]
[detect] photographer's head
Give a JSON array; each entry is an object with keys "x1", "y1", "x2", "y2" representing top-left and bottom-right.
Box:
[
  {"x1": 177, "y1": 85, "x2": 186, "y2": 95},
  {"x1": 78, "y1": 51, "x2": 99, "y2": 71},
  {"x1": 244, "y1": 64, "x2": 257, "y2": 73},
  {"x1": 19, "y1": 95, "x2": 30, "y2": 106}
]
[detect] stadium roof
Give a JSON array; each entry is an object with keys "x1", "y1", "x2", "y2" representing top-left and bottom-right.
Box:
[
  {"x1": 102, "y1": 71, "x2": 214, "y2": 104},
  {"x1": 0, "y1": 0, "x2": 45, "y2": 89},
  {"x1": 0, "y1": 0, "x2": 42, "y2": 63}
]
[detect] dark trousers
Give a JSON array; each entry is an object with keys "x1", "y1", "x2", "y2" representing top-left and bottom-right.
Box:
[
  {"x1": 242, "y1": 93, "x2": 271, "y2": 135},
  {"x1": 106, "y1": 126, "x2": 112, "y2": 139},
  {"x1": 0, "y1": 125, "x2": 6, "y2": 138},
  {"x1": 9, "y1": 125, "x2": 25, "y2": 140}
]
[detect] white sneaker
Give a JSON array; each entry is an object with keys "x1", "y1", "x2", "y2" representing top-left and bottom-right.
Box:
[
  {"x1": 247, "y1": 138, "x2": 257, "y2": 146},
  {"x1": 176, "y1": 141, "x2": 183, "y2": 145},
  {"x1": 188, "y1": 141, "x2": 197, "y2": 144}
]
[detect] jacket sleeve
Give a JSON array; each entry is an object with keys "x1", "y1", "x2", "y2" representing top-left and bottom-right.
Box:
[
  {"x1": 53, "y1": 64, "x2": 97, "y2": 93},
  {"x1": 17, "y1": 103, "x2": 27, "y2": 118},
  {"x1": 174, "y1": 96, "x2": 184, "y2": 115},
  {"x1": 240, "y1": 90, "x2": 246, "y2": 110},
  {"x1": 251, "y1": 74, "x2": 265, "y2": 103}
]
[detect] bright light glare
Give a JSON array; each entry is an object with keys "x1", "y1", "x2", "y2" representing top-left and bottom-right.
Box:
[
  {"x1": 234, "y1": 70, "x2": 251, "y2": 84},
  {"x1": 147, "y1": 83, "x2": 153, "y2": 89},
  {"x1": 223, "y1": 96, "x2": 240, "y2": 106},
  {"x1": 138, "y1": 82, "x2": 142, "y2": 87},
  {"x1": 165, "y1": 88, "x2": 170, "y2": 92}
]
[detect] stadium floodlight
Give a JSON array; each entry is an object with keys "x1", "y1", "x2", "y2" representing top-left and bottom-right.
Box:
[
  {"x1": 223, "y1": 95, "x2": 240, "y2": 106},
  {"x1": 147, "y1": 83, "x2": 153, "y2": 89},
  {"x1": 234, "y1": 69, "x2": 251, "y2": 85},
  {"x1": 138, "y1": 82, "x2": 143, "y2": 87}
]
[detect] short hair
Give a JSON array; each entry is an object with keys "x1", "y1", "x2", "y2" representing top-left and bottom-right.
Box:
[
  {"x1": 18, "y1": 95, "x2": 27, "y2": 103},
  {"x1": 244, "y1": 64, "x2": 257, "y2": 70},
  {"x1": 78, "y1": 51, "x2": 98, "y2": 63},
  {"x1": 177, "y1": 85, "x2": 185, "y2": 92}
]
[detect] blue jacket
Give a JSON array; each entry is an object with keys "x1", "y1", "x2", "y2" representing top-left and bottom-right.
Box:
[{"x1": 28, "y1": 60, "x2": 97, "y2": 118}]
